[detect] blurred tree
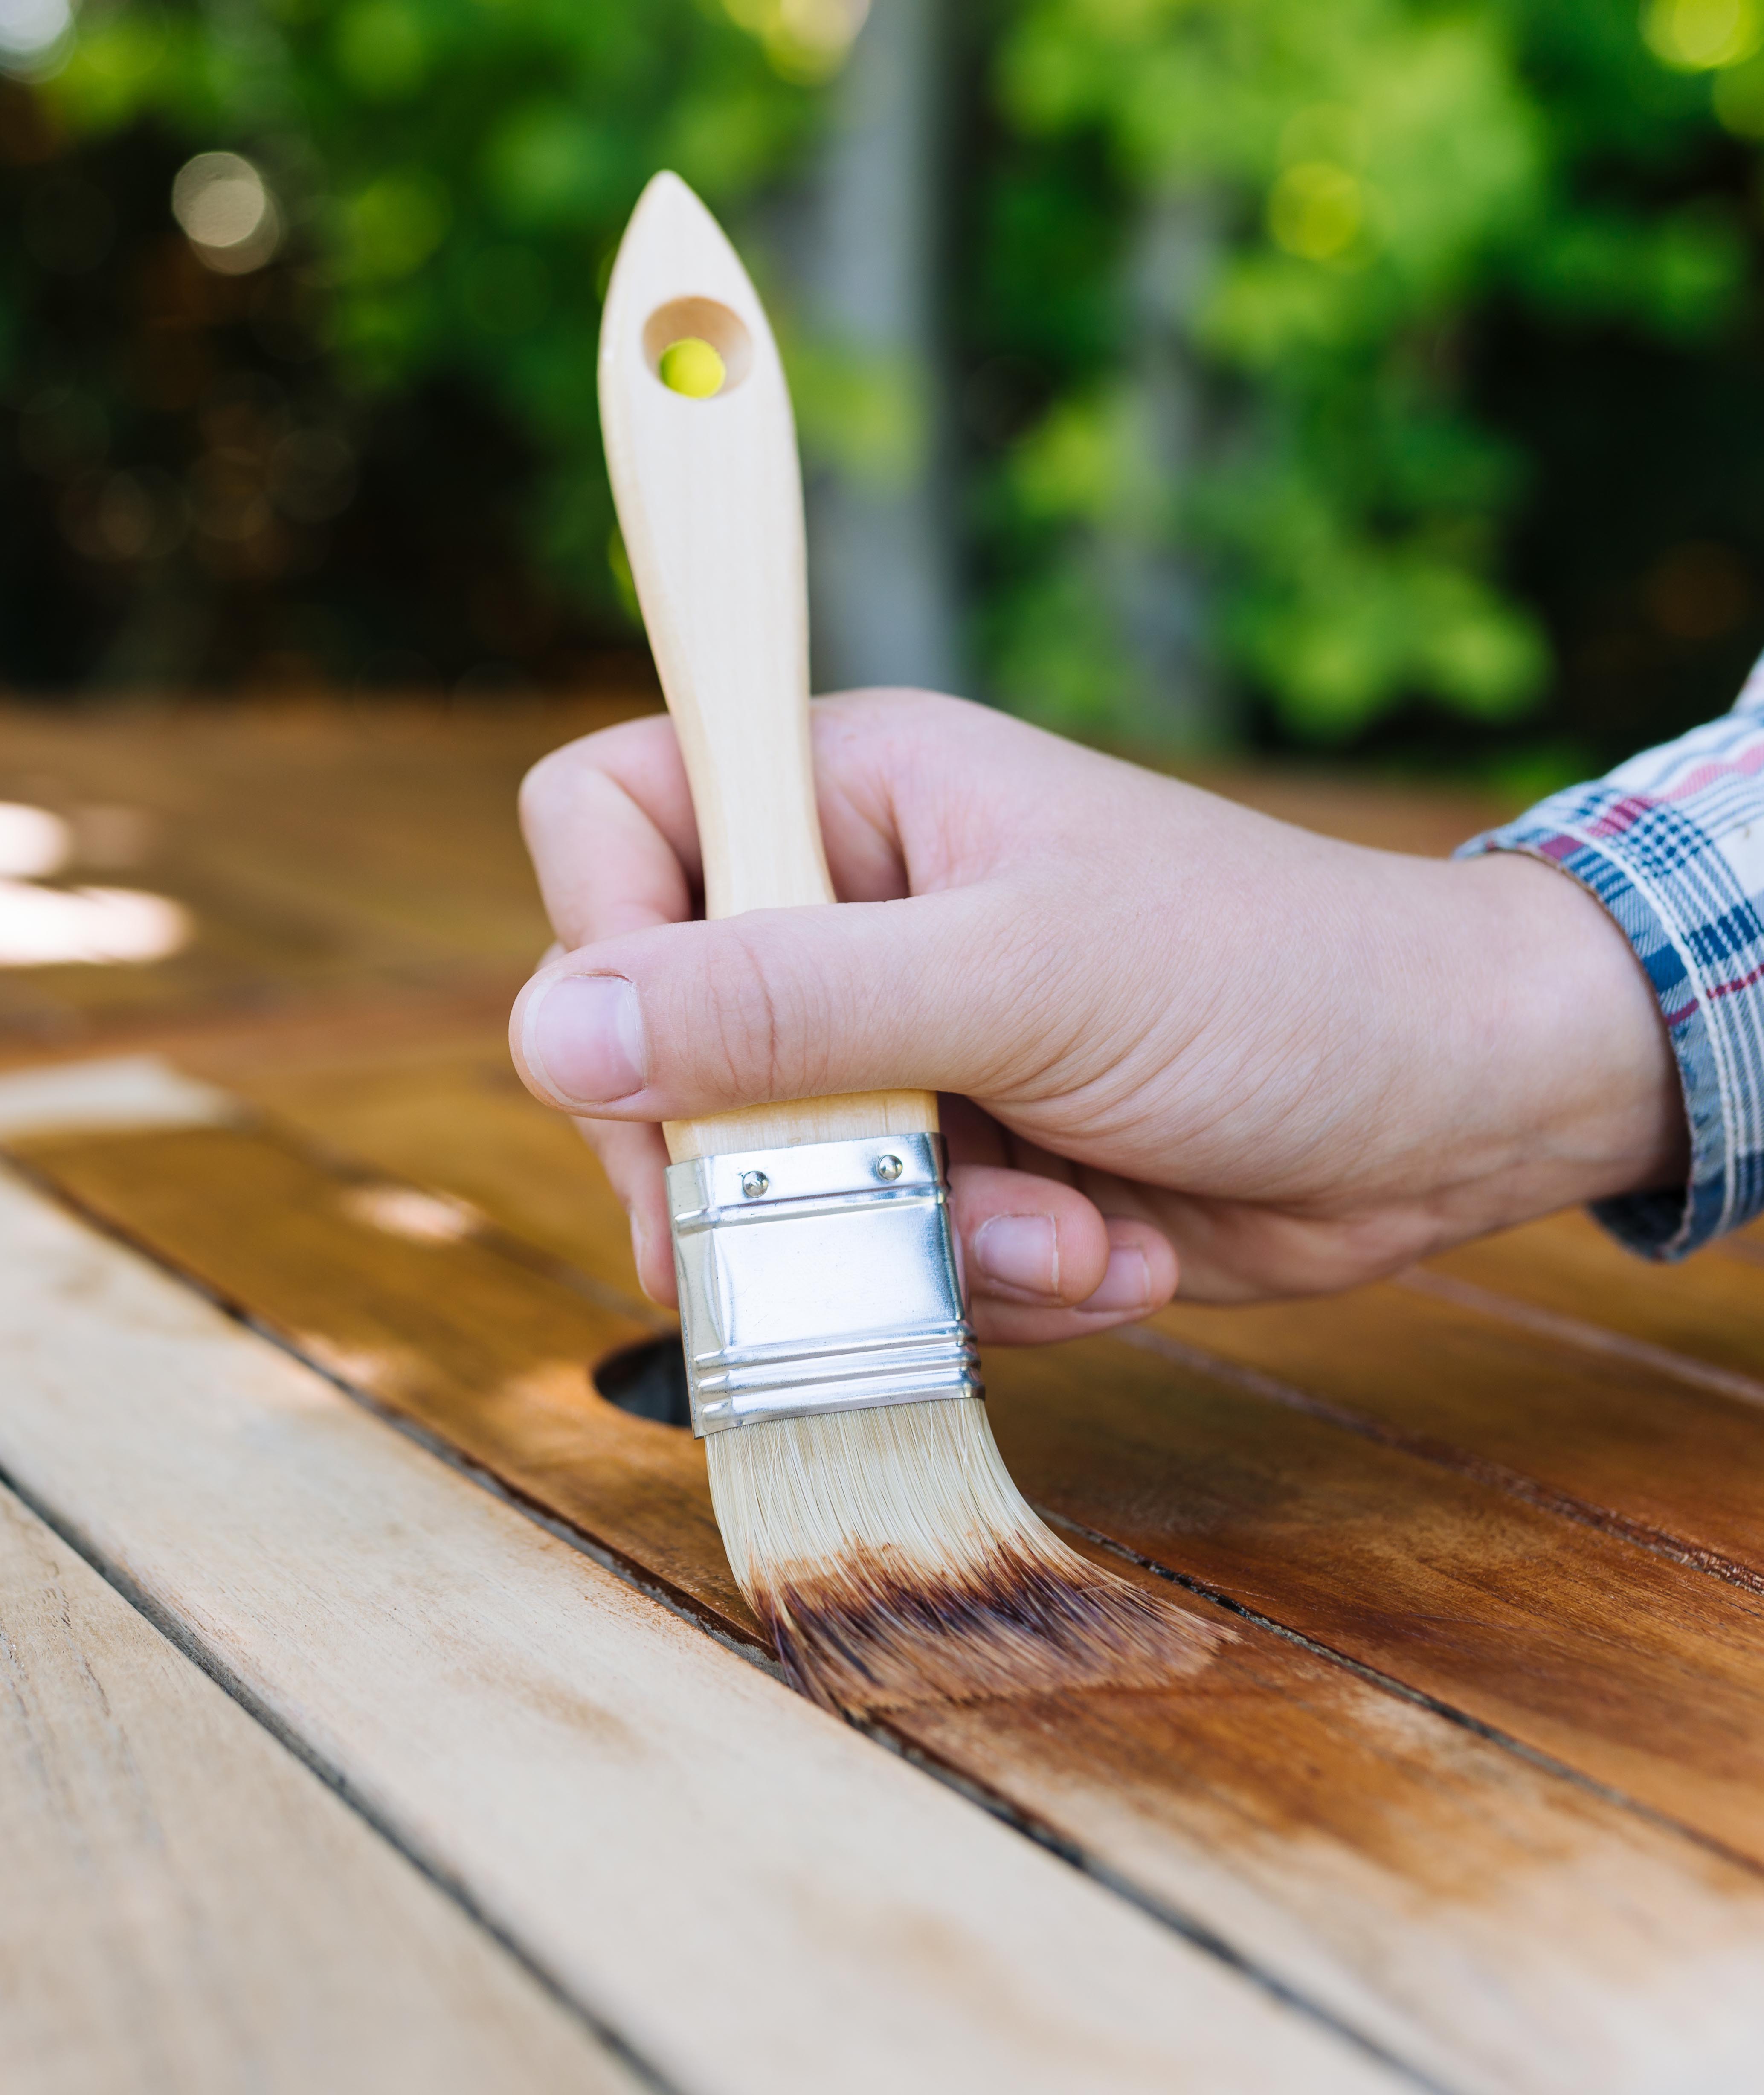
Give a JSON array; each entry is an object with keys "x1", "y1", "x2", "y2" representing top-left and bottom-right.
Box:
[
  {"x1": 977, "y1": 0, "x2": 1764, "y2": 750},
  {"x1": 787, "y1": 0, "x2": 963, "y2": 696}
]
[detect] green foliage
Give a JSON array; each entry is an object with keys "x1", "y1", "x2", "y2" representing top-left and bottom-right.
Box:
[{"x1": 984, "y1": 0, "x2": 1761, "y2": 740}]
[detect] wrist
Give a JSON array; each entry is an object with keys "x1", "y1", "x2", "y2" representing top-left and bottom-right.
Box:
[{"x1": 1444, "y1": 852, "x2": 1688, "y2": 1229}]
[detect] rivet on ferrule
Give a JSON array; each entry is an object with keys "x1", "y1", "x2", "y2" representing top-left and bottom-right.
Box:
[{"x1": 665, "y1": 1131, "x2": 982, "y2": 1437}]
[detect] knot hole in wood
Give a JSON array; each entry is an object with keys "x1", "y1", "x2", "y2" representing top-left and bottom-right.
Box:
[{"x1": 595, "y1": 1335, "x2": 692, "y2": 1428}]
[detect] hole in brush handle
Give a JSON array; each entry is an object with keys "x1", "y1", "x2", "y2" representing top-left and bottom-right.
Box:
[{"x1": 641, "y1": 296, "x2": 753, "y2": 395}]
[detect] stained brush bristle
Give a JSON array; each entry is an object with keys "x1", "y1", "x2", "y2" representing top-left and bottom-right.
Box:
[{"x1": 705, "y1": 1396, "x2": 1225, "y2": 1718}]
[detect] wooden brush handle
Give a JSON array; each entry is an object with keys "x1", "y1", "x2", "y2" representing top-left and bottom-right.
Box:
[{"x1": 598, "y1": 172, "x2": 936, "y2": 1165}]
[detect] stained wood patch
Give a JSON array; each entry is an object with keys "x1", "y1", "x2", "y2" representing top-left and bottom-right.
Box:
[
  {"x1": 0, "y1": 697, "x2": 651, "y2": 1044},
  {"x1": 15, "y1": 1059, "x2": 1764, "y2": 2093},
  {"x1": 989, "y1": 1332, "x2": 1764, "y2": 1859},
  {"x1": 1148, "y1": 1264, "x2": 1764, "y2": 1596}
]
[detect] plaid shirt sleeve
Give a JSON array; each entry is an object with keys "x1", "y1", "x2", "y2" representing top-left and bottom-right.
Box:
[{"x1": 1457, "y1": 659, "x2": 1764, "y2": 1259}]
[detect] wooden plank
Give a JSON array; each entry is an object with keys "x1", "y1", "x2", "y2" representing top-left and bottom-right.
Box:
[
  {"x1": 174, "y1": 1018, "x2": 651, "y2": 1297},
  {"x1": 12, "y1": 1116, "x2": 736, "y2": 1630},
  {"x1": 0, "y1": 1161, "x2": 1398, "y2": 2095},
  {"x1": 0, "y1": 696, "x2": 648, "y2": 1045},
  {"x1": 0, "y1": 1484, "x2": 639, "y2": 2095},
  {"x1": 17, "y1": 1063, "x2": 1764, "y2": 2092},
  {"x1": 1149, "y1": 1271, "x2": 1764, "y2": 1590}
]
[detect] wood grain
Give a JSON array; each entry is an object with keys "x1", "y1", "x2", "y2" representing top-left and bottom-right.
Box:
[
  {"x1": 18, "y1": 1065, "x2": 1764, "y2": 2092},
  {"x1": 0, "y1": 1163, "x2": 1400, "y2": 2095},
  {"x1": 1148, "y1": 1262, "x2": 1764, "y2": 1589},
  {"x1": 0, "y1": 1482, "x2": 638, "y2": 2095},
  {"x1": 38, "y1": 1071, "x2": 1764, "y2": 1877}
]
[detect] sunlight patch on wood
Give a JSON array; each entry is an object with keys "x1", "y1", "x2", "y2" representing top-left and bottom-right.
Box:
[
  {"x1": 0, "y1": 1054, "x2": 237, "y2": 1141},
  {"x1": 339, "y1": 1183, "x2": 483, "y2": 1245},
  {"x1": 0, "y1": 879, "x2": 191, "y2": 966}
]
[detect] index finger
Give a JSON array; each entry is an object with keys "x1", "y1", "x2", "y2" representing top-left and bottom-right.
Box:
[{"x1": 519, "y1": 714, "x2": 701, "y2": 951}]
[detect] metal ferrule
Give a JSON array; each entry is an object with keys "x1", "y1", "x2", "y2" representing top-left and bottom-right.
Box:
[{"x1": 665, "y1": 1131, "x2": 982, "y2": 1437}]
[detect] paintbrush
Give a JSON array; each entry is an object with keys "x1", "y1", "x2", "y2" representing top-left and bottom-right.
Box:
[{"x1": 597, "y1": 171, "x2": 1219, "y2": 1718}]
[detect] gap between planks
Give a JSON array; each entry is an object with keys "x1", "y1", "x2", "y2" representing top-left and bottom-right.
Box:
[{"x1": 1396, "y1": 1268, "x2": 1764, "y2": 1415}]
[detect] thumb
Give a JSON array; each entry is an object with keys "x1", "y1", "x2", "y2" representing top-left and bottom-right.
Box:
[{"x1": 510, "y1": 887, "x2": 1040, "y2": 1120}]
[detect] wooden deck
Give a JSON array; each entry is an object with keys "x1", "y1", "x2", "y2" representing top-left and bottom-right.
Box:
[{"x1": 4, "y1": 697, "x2": 1761, "y2": 2093}]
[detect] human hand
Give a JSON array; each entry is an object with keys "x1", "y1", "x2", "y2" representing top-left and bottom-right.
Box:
[{"x1": 510, "y1": 691, "x2": 1686, "y2": 1339}]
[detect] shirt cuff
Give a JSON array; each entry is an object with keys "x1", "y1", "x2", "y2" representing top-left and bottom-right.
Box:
[{"x1": 1457, "y1": 722, "x2": 1764, "y2": 1259}]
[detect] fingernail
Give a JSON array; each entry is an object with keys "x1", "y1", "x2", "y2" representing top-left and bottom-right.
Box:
[
  {"x1": 630, "y1": 1216, "x2": 661, "y2": 1303},
  {"x1": 526, "y1": 975, "x2": 647, "y2": 1105},
  {"x1": 1084, "y1": 1247, "x2": 1152, "y2": 1314},
  {"x1": 973, "y1": 1214, "x2": 1059, "y2": 1296}
]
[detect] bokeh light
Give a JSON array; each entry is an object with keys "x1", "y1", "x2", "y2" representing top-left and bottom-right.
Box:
[
  {"x1": 339, "y1": 1184, "x2": 481, "y2": 1244},
  {"x1": 171, "y1": 151, "x2": 281, "y2": 274},
  {"x1": 722, "y1": 0, "x2": 869, "y2": 83},
  {"x1": 0, "y1": 803, "x2": 70, "y2": 877},
  {"x1": 1644, "y1": 0, "x2": 1763, "y2": 70},
  {"x1": 0, "y1": 0, "x2": 71, "y2": 71},
  {"x1": 1713, "y1": 54, "x2": 1764, "y2": 129},
  {"x1": 1268, "y1": 163, "x2": 1368, "y2": 263},
  {"x1": 0, "y1": 802, "x2": 187, "y2": 965}
]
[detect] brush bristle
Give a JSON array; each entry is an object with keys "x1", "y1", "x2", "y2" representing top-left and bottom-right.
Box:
[{"x1": 705, "y1": 1396, "x2": 1224, "y2": 1717}]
